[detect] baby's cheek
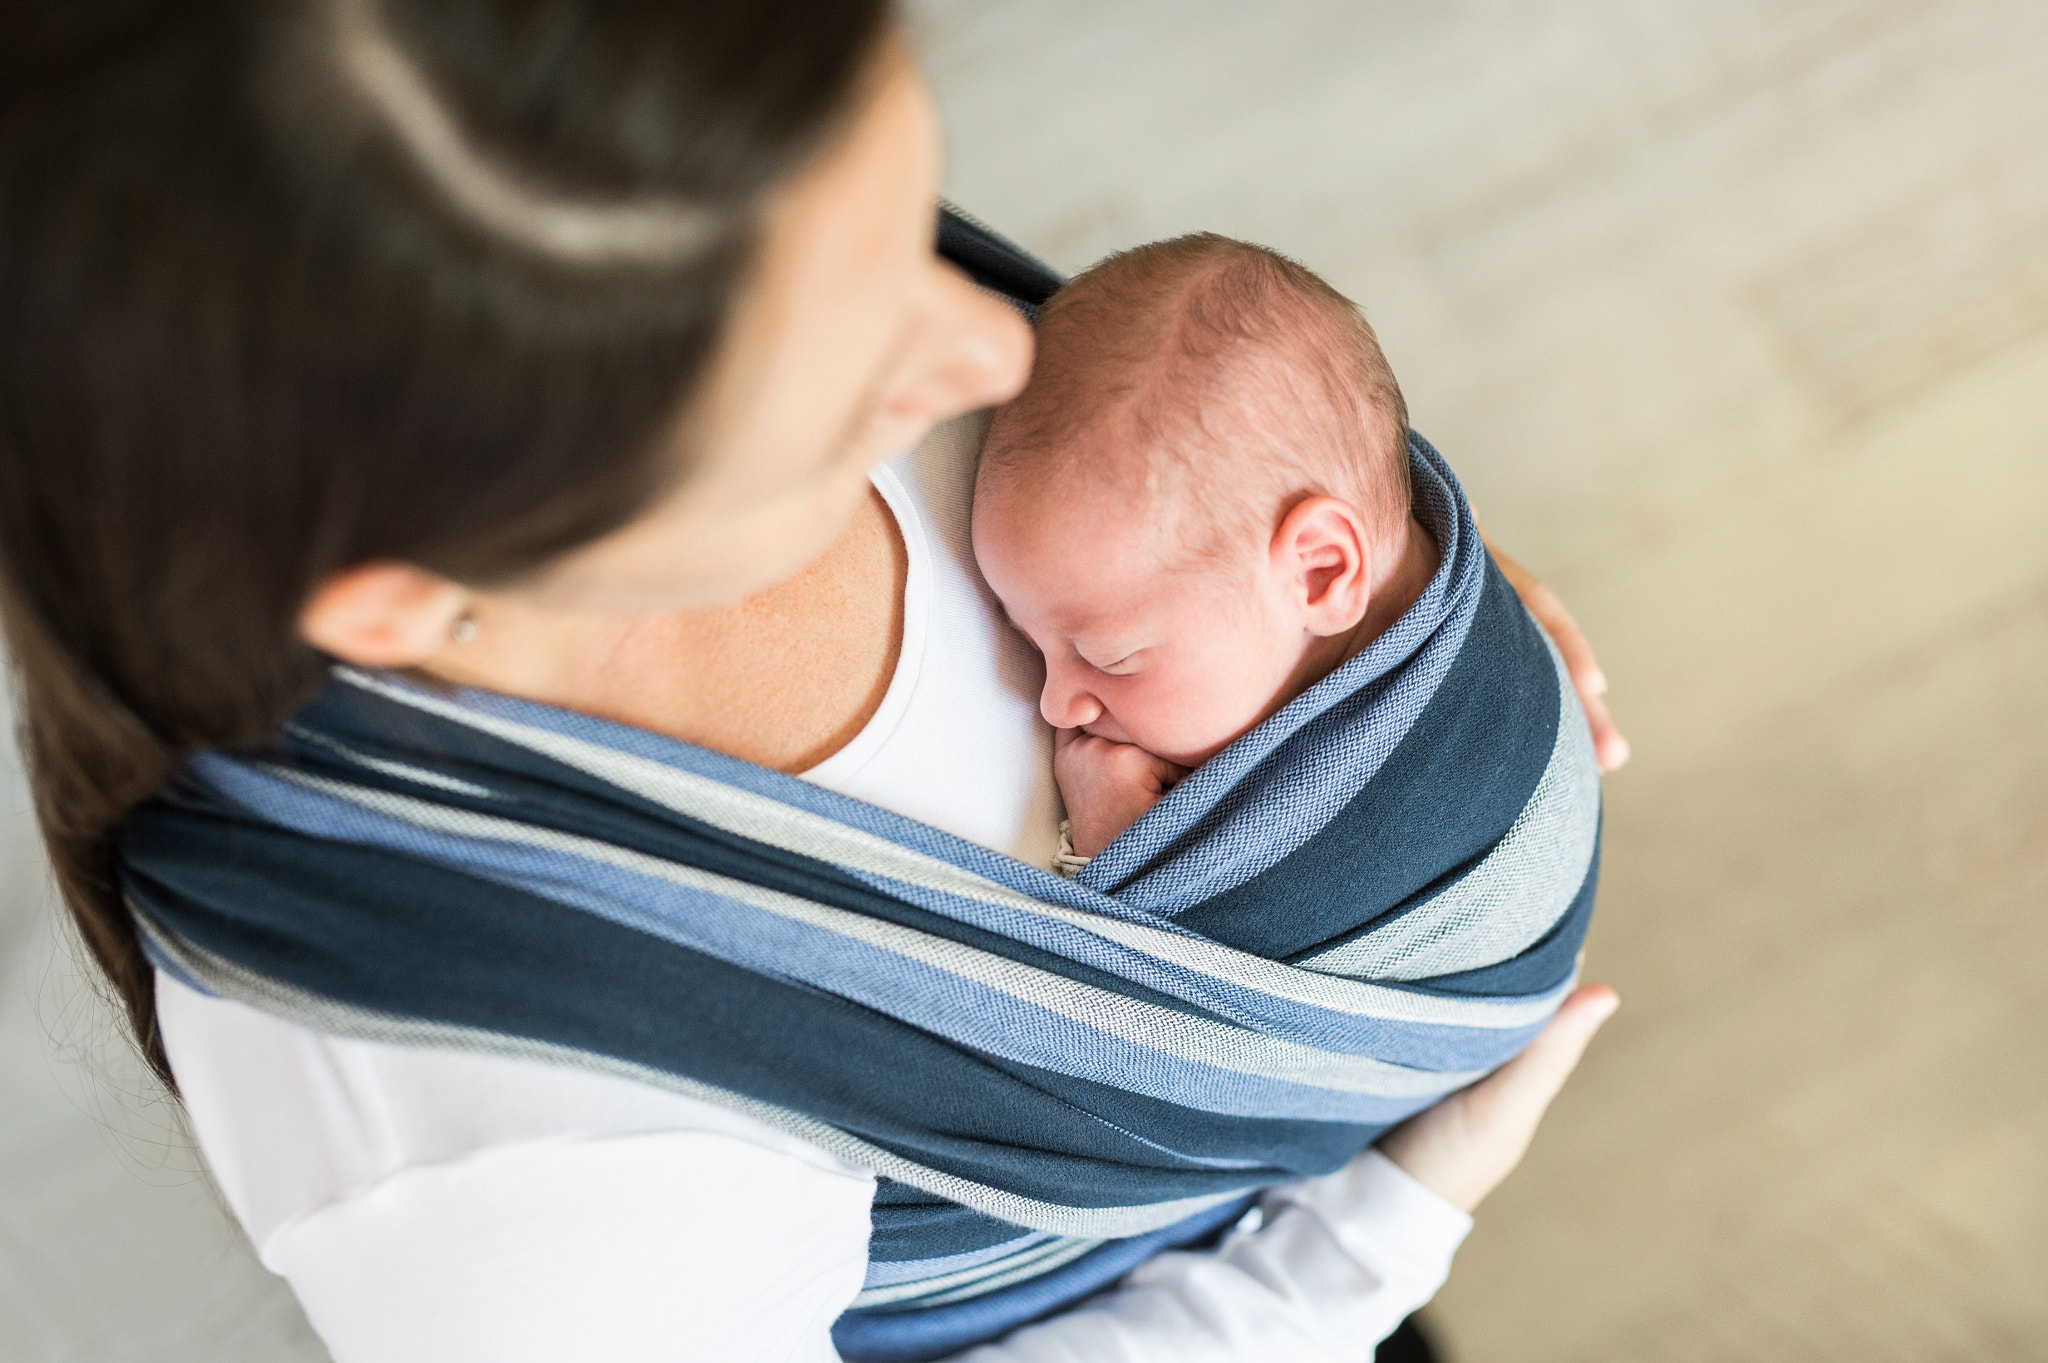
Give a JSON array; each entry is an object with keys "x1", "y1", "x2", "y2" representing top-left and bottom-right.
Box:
[{"x1": 1128, "y1": 670, "x2": 1254, "y2": 763}]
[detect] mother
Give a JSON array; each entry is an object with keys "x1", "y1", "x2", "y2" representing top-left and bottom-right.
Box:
[{"x1": 1, "y1": 3, "x2": 1620, "y2": 1360}]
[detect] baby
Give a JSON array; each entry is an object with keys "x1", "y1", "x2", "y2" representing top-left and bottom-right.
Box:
[{"x1": 974, "y1": 233, "x2": 1444, "y2": 868}]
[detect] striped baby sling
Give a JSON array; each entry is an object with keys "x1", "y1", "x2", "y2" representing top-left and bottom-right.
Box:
[{"x1": 119, "y1": 214, "x2": 1602, "y2": 1362}]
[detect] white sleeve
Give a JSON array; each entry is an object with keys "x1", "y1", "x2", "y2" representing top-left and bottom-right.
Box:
[
  {"x1": 264, "y1": 1135, "x2": 1464, "y2": 1363},
  {"x1": 261, "y1": 1130, "x2": 876, "y2": 1363}
]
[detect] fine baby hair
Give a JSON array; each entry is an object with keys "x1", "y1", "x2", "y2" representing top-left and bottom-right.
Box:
[{"x1": 982, "y1": 232, "x2": 1412, "y2": 559}]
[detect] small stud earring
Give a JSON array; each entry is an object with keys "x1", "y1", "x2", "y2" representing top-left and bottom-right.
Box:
[{"x1": 450, "y1": 612, "x2": 478, "y2": 644}]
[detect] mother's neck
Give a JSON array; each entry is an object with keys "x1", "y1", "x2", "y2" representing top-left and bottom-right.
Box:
[{"x1": 425, "y1": 486, "x2": 907, "y2": 772}]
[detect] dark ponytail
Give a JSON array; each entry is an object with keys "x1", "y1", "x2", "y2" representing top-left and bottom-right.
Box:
[{"x1": 0, "y1": 0, "x2": 894, "y2": 1086}]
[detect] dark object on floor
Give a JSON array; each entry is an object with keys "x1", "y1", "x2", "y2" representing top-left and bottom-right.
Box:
[{"x1": 1377, "y1": 1314, "x2": 1441, "y2": 1363}]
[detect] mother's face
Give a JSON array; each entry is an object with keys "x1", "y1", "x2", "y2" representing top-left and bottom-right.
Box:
[{"x1": 518, "y1": 44, "x2": 1033, "y2": 613}]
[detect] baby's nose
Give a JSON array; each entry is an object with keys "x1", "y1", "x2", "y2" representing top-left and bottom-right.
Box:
[{"x1": 1041, "y1": 674, "x2": 1104, "y2": 730}]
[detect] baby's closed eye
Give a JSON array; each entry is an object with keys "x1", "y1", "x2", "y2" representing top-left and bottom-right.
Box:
[{"x1": 1081, "y1": 648, "x2": 1146, "y2": 675}]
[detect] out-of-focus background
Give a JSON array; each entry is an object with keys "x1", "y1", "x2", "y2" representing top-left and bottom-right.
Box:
[{"x1": 5, "y1": 1, "x2": 2046, "y2": 1359}]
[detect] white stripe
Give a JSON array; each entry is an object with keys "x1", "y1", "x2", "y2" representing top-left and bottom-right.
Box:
[{"x1": 284, "y1": 723, "x2": 496, "y2": 798}]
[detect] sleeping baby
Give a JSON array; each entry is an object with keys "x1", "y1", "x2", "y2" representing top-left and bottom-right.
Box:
[{"x1": 973, "y1": 232, "x2": 1602, "y2": 985}]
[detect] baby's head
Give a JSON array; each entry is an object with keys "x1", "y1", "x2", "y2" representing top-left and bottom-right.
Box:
[{"x1": 973, "y1": 234, "x2": 1413, "y2": 767}]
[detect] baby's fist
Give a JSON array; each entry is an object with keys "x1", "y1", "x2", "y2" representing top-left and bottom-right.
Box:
[{"x1": 1054, "y1": 730, "x2": 1190, "y2": 857}]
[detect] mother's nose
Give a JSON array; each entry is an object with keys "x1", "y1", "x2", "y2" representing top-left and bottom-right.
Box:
[
  {"x1": 888, "y1": 260, "x2": 1034, "y2": 427},
  {"x1": 1040, "y1": 663, "x2": 1104, "y2": 730}
]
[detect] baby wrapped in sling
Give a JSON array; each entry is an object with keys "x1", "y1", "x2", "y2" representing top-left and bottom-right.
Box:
[
  {"x1": 119, "y1": 233, "x2": 1599, "y2": 1361},
  {"x1": 975, "y1": 232, "x2": 1599, "y2": 970}
]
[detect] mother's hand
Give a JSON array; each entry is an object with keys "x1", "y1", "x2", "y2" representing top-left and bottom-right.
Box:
[
  {"x1": 1483, "y1": 535, "x2": 1630, "y2": 773},
  {"x1": 1378, "y1": 985, "x2": 1619, "y2": 1212}
]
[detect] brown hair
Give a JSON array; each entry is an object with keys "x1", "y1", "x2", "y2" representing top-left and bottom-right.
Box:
[
  {"x1": 0, "y1": 0, "x2": 893, "y2": 1086},
  {"x1": 982, "y1": 232, "x2": 1410, "y2": 559}
]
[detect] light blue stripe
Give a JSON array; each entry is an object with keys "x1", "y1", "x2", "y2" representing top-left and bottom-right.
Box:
[
  {"x1": 832, "y1": 859, "x2": 1562, "y2": 1055},
  {"x1": 195, "y1": 746, "x2": 1563, "y2": 1048},
  {"x1": 191, "y1": 759, "x2": 1509, "y2": 1117}
]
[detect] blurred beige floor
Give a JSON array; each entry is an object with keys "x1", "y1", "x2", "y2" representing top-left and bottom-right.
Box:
[{"x1": 5, "y1": 1, "x2": 2046, "y2": 1359}]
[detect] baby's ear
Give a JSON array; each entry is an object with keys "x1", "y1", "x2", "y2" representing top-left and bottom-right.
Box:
[{"x1": 1271, "y1": 496, "x2": 1372, "y2": 636}]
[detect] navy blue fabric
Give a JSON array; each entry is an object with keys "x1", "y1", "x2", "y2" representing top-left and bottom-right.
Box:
[
  {"x1": 867, "y1": 1182, "x2": 1030, "y2": 1260},
  {"x1": 125, "y1": 794, "x2": 1358, "y2": 1214},
  {"x1": 938, "y1": 202, "x2": 1063, "y2": 308},
  {"x1": 1177, "y1": 561, "x2": 1560, "y2": 961}
]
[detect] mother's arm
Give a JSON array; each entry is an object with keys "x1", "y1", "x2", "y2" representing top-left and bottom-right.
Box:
[{"x1": 956, "y1": 987, "x2": 1618, "y2": 1362}]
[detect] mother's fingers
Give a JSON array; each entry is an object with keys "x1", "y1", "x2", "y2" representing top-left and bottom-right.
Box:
[
  {"x1": 1579, "y1": 689, "x2": 1631, "y2": 773},
  {"x1": 1482, "y1": 984, "x2": 1620, "y2": 1128},
  {"x1": 1481, "y1": 536, "x2": 1631, "y2": 773},
  {"x1": 1378, "y1": 985, "x2": 1619, "y2": 1212}
]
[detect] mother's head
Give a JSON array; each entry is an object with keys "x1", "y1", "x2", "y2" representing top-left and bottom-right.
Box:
[{"x1": 0, "y1": 0, "x2": 1030, "y2": 1079}]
